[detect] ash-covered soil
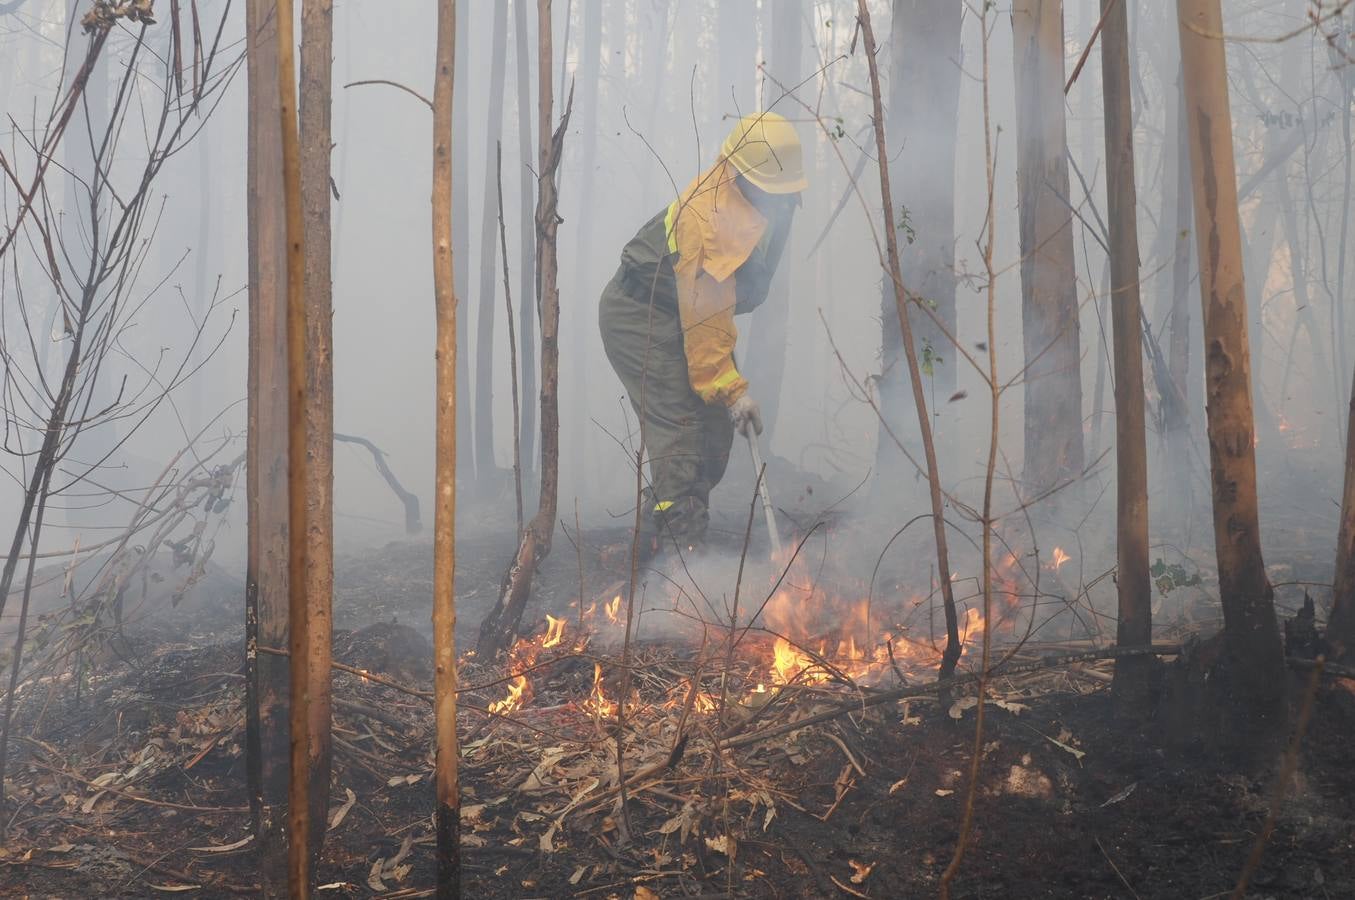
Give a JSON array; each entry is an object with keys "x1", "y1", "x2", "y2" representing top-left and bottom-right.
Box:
[{"x1": 1, "y1": 517, "x2": 1352, "y2": 899}]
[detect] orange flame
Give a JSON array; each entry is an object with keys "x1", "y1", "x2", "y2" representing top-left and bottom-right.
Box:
[
  {"x1": 542, "y1": 614, "x2": 566, "y2": 648},
  {"x1": 488, "y1": 675, "x2": 528, "y2": 715},
  {"x1": 583, "y1": 663, "x2": 615, "y2": 718},
  {"x1": 604, "y1": 595, "x2": 622, "y2": 626},
  {"x1": 959, "y1": 607, "x2": 984, "y2": 642},
  {"x1": 1050, "y1": 546, "x2": 1070, "y2": 571},
  {"x1": 771, "y1": 637, "x2": 824, "y2": 685}
]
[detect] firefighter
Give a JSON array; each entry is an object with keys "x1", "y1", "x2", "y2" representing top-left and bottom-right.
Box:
[{"x1": 599, "y1": 112, "x2": 806, "y2": 558}]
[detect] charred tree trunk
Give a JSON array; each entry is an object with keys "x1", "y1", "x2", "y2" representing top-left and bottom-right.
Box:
[
  {"x1": 432, "y1": 3, "x2": 462, "y2": 893},
  {"x1": 1099, "y1": 0, "x2": 1151, "y2": 718},
  {"x1": 1013, "y1": 0, "x2": 1085, "y2": 503},
  {"x1": 1176, "y1": 0, "x2": 1286, "y2": 737},
  {"x1": 474, "y1": 0, "x2": 510, "y2": 491},
  {"x1": 244, "y1": 0, "x2": 291, "y2": 889},
  {"x1": 298, "y1": 0, "x2": 334, "y2": 868},
  {"x1": 856, "y1": 0, "x2": 961, "y2": 683},
  {"x1": 876, "y1": 0, "x2": 961, "y2": 479},
  {"x1": 476, "y1": 0, "x2": 573, "y2": 660},
  {"x1": 514, "y1": 0, "x2": 538, "y2": 478}
]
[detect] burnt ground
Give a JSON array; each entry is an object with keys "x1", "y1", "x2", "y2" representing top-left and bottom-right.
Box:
[{"x1": 1, "y1": 512, "x2": 1353, "y2": 899}]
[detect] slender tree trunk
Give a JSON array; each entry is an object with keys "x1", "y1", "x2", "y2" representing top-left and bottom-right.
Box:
[
  {"x1": 59, "y1": 0, "x2": 114, "y2": 536},
  {"x1": 567, "y1": 0, "x2": 601, "y2": 494},
  {"x1": 1332, "y1": 370, "x2": 1355, "y2": 656},
  {"x1": 1165, "y1": 64, "x2": 1196, "y2": 524},
  {"x1": 298, "y1": 0, "x2": 334, "y2": 868},
  {"x1": 1241, "y1": 182, "x2": 1282, "y2": 448},
  {"x1": 856, "y1": 0, "x2": 961, "y2": 682},
  {"x1": 453, "y1": 0, "x2": 474, "y2": 482},
  {"x1": 1176, "y1": 0, "x2": 1286, "y2": 736},
  {"x1": 1086, "y1": 265, "x2": 1111, "y2": 464},
  {"x1": 476, "y1": 0, "x2": 572, "y2": 659},
  {"x1": 718, "y1": 0, "x2": 755, "y2": 114},
  {"x1": 474, "y1": 0, "x2": 510, "y2": 490},
  {"x1": 1100, "y1": 0, "x2": 1151, "y2": 717},
  {"x1": 1276, "y1": 176, "x2": 1333, "y2": 444},
  {"x1": 244, "y1": 0, "x2": 291, "y2": 889},
  {"x1": 876, "y1": 0, "x2": 961, "y2": 477},
  {"x1": 744, "y1": 1, "x2": 799, "y2": 448},
  {"x1": 1013, "y1": 0, "x2": 1085, "y2": 502},
  {"x1": 190, "y1": 134, "x2": 212, "y2": 430},
  {"x1": 275, "y1": 0, "x2": 313, "y2": 893},
  {"x1": 1338, "y1": 62, "x2": 1352, "y2": 416},
  {"x1": 638, "y1": 1, "x2": 671, "y2": 213},
  {"x1": 514, "y1": 0, "x2": 538, "y2": 478},
  {"x1": 432, "y1": 3, "x2": 461, "y2": 894}
]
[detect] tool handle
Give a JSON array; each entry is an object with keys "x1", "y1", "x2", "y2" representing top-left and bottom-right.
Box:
[{"x1": 745, "y1": 433, "x2": 784, "y2": 558}]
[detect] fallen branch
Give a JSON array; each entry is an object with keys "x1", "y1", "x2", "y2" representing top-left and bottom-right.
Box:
[
  {"x1": 721, "y1": 645, "x2": 1181, "y2": 751},
  {"x1": 27, "y1": 759, "x2": 249, "y2": 814},
  {"x1": 334, "y1": 432, "x2": 422, "y2": 533}
]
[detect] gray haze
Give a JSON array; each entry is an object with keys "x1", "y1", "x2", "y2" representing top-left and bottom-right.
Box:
[{"x1": 0, "y1": 1, "x2": 1345, "y2": 624}]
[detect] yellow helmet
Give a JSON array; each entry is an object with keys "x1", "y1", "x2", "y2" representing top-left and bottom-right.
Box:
[{"x1": 720, "y1": 112, "x2": 808, "y2": 194}]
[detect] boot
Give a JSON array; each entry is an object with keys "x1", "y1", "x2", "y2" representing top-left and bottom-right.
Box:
[{"x1": 652, "y1": 495, "x2": 709, "y2": 560}]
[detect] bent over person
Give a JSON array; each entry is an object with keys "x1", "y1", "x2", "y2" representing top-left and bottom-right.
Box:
[{"x1": 599, "y1": 112, "x2": 807, "y2": 559}]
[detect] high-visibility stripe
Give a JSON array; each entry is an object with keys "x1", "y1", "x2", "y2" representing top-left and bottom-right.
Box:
[
  {"x1": 664, "y1": 200, "x2": 680, "y2": 254},
  {"x1": 705, "y1": 368, "x2": 743, "y2": 401}
]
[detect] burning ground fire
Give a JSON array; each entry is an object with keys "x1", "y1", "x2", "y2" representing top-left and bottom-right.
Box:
[{"x1": 478, "y1": 539, "x2": 1058, "y2": 718}]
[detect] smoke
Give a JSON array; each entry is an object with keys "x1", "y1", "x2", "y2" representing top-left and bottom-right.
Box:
[{"x1": 0, "y1": 1, "x2": 1346, "y2": 630}]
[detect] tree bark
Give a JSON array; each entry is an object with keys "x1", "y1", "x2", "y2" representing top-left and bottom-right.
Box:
[
  {"x1": 298, "y1": 0, "x2": 334, "y2": 867},
  {"x1": 876, "y1": 0, "x2": 961, "y2": 479},
  {"x1": 476, "y1": 0, "x2": 572, "y2": 659},
  {"x1": 856, "y1": 0, "x2": 961, "y2": 683},
  {"x1": 1099, "y1": 0, "x2": 1151, "y2": 718},
  {"x1": 1176, "y1": 0, "x2": 1286, "y2": 735},
  {"x1": 244, "y1": 0, "x2": 291, "y2": 889},
  {"x1": 1012, "y1": 0, "x2": 1085, "y2": 502},
  {"x1": 453, "y1": 0, "x2": 474, "y2": 483},
  {"x1": 474, "y1": 0, "x2": 510, "y2": 490},
  {"x1": 514, "y1": 0, "x2": 537, "y2": 477},
  {"x1": 274, "y1": 0, "x2": 314, "y2": 892},
  {"x1": 432, "y1": 1, "x2": 461, "y2": 895}
]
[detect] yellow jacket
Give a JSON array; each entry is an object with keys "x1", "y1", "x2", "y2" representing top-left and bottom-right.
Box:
[{"x1": 664, "y1": 159, "x2": 768, "y2": 407}]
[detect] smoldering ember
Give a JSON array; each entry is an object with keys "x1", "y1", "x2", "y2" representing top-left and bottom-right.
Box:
[{"x1": 4, "y1": 1, "x2": 1355, "y2": 898}]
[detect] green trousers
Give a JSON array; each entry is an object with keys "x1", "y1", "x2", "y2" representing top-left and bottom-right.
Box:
[{"x1": 599, "y1": 266, "x2": 733, "y2": 544}]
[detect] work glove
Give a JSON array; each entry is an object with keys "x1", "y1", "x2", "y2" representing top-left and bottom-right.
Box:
[{"x1": 728, "y1": 394, "x2": 763, "y2": 437}]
